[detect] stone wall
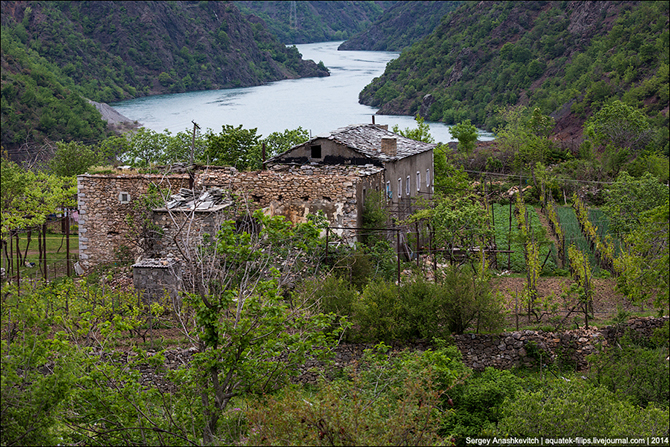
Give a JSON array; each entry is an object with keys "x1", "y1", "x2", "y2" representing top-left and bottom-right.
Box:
[
  {"x1": 77, "y1": 173, "x2": 189, "y2": 269},
  {"x1": 132, "y1": 258, "x2": 182, "y2": 304},
  {"x1": 78, "y1": 166, "x2": 385, "y2": 270},
  {"x1": 454, "y1": 316, "x2": 668, "y2": 371},
  {"x1": 195, "y1": 164, "x2": 385, "y2": 239}
]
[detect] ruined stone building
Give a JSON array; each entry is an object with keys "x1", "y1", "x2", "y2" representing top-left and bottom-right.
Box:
[
  {"x1": 77, "y1": 124, "x2": 435, "y2": 270},
  {"x1": 267, "y1": 123, "x2": 436, "y2": 210}
]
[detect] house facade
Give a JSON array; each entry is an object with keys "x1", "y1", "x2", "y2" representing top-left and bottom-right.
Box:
[{"x1": 266, "y1": 123, "x2": 436, "y2": 208}]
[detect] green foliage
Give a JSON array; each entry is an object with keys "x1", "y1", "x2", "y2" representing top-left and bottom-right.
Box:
[
  {"x1": 433, "y1": 149, "x2": 470, "y2": 195},
  {"x1": 204, "y1": 125, "x2": 260, "y2": 170},
  {"x1": 585, "y1": 100, "x2": 654, "y2": 154},
  {"x1": 588, "y1": 331, "x2": 669, "y2": 409},
  {"x1": 1, "y1": 157, "x2": 77, "y2": 235},
  {"x1": 352, "y1": 267, "x2": 504, "y2": 341},
  {"x1": 244, "y1": 343, "x2": 467, "y2": 446},
  {"x1": 444, "y1": 368, "x2": 523, "y2": 445},
  {"x1": 48, "y1": 140, "x2": 101, "y2": 177},
  {"x1": 604, "y1": 171, "x2": 668, "y2": 237},
  {"x1": 615, "y1": 199, "x2": 669, "y2": 309},
  {"x1": 449, "y1": 119, "x2": 478, "y2": 155},
  {"x1": 392, "y1": 114, "x2": 435, "y2": 143},
  {"x1": 260, "y1": 126, "x2": 309, "y2": 158},
  {"x1": 495, "y1": 377, "x2": 669, "y2": 437}
]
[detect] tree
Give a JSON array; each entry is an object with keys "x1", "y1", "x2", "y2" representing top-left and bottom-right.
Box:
[
  {"x1": 615, "y1": 199, "x2": 669, "y2": 309},
  {"x1": 122, "y1": 127, "x2": 168, "y2": 167},
  {"x1": 392, "y1": 115, "x2": 435, "y2": 143},
  {"x1": 261, "y1": 126, "x2": 309, "y2": 159},
  {"x1": 48, "y1": 140, "x2": 100, "y2": 177},
  {"x1": 603, "y1": 171, "x2": 667, "y2": 237},
  {"x1": 585, "y1": 100, "x2": 653, "y2": 154},
  {"x1": 162, "y1": 201, "x2": 340, "y2": 443},
  {"x1": 204, "y1": 124, "x2": 261, "y2": 170},
  {"x1": 449, "y1": 119, "x2": 478, "y2": 155}
]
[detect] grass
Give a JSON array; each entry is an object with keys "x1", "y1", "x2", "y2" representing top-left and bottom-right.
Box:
[
  {"x1": 1, "y1": 230, "x2": 79, "y2": 279},
  {"x1": 554, "y1": 206, "x2": 601, "y2": 274},
  {"x1": 491, "y1": 203, "x2": 557, "y2": 274}
]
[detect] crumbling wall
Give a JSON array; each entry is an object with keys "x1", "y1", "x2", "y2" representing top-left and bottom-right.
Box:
[
  {"x1": 78, "y1": 165, "x2": 385, "y2": 270},
  {"x1": 453, "y1": 316, "x2": 669, "y2": 371},
  {"x1": 77, "y1": 173, "x2": 189, "y2": 269},
  {"x1": 195, "y1": 165, "x2": 384, "y2": 239}
]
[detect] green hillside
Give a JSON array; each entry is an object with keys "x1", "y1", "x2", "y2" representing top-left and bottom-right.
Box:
[
  {"x1": 359, "y1": 1, "x2": 668, "y2": 141},
  {"x1": 339, "y1": 1, "x2": 460, "y2": 51},
  {"x1": 0, "y1": 1, "x2": 328, "y2": 154},
  {"x1": 234, "y1": 1, "x2": 391, "y2": 44}
]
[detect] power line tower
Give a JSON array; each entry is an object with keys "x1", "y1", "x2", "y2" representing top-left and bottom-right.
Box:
[{"x1": 289, "y1": 1, "x2": 297, "y2": 29}]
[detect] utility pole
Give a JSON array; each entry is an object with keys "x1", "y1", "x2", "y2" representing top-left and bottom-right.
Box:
[{"x1": 190, "y1": 120, "x2": 200, "y2": 166}]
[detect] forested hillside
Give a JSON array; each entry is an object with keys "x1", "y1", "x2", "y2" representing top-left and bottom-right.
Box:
[
  {"x1": 0, "y1": 1, "x2": 328, "y2": 154},
  {"x1": 234, "y1": 1, "x2": 392, "y2": 44},
  {"x1": 359, "y1": 1, "x2": 669, "y2": 142},
  {"x1": 338, "y1": 1, "x2": 460, "y2": 51}
]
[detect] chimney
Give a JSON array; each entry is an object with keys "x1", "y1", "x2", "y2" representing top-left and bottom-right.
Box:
[{"x1": 381, "y1": 137, "x2": 397, "y2": 157}]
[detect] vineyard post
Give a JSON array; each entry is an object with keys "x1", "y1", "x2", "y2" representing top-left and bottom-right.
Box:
[
  {"x1": 16, "y1": 232, "x2": 20, "y2": 294},
  {"x1": 66, "y1": 208, "x2": 71, "y2": 277},
  {"x1": 508, "y1": 198, "x2": 512, "y2": 270},
  {"x1": 415, "y1": 221, "x2": 420, "y2": 268},
  {"x1": 43, "y1": 223, "x2": 48, "y2": 282}
]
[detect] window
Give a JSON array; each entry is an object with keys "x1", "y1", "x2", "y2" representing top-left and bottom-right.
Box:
[
  {"x1": 398, "y1": 178, "x2": 402, "y2": 198},
  {"x1": 386, "y1": 181, "x2": 392, "y2": 199},
  {"x1": 310, "y1": 145, "x2": 322, "y2": 159},
  {"x1": 426, "y1": 169, "x2": 430, "y2": 188},
  {"x1": 416, "y1": 171, "x2": 421, "y2": 192},
  {"x1": 406, "y1": 175, "x2": 410, "y2": 196},
  {"x1": 119, "y1": 192, "x2": 131, "y2": 203}
]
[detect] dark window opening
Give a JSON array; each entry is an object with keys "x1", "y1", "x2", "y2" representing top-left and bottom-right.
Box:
[{"x1": 310, "y1": 145, "x2": 322, "y2": 159}]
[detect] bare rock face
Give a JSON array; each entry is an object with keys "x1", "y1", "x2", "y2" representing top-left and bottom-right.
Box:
[{"x1": 86, "y1": 100, "x2": 134, "y2": 125}]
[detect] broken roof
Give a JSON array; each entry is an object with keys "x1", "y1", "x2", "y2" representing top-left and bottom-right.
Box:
[
  {"x1": 154, "y1": 187, "x2": 233, "y2": 212},
  {"x1": 269, "y1": 124, "x2": 436, "y2": 163}
]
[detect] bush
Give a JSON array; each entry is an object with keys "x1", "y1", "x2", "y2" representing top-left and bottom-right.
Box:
[
  {"x1": 351, "y1": 268, "x2": 505, "y2": 342},
  {"x1": 244, "y1": 344, "x2": 467, "y2": 446},
  {"x1": 587, "y1": 329, "x2": 669, "y2": 409},
  {"x1": 495, "y1": 377, "x2": 669, "y2": 437},
  {"x1": 443, "y1": 368, "x2": 523, "y2": 445}
]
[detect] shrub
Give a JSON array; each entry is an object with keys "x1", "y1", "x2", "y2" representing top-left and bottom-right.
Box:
[
  {"x1": 495, "y1": 378, "x2": 669, "y2": 437},
  {"x1": 443, "y1": 368, "x2": 523, "y2": 445},
  {"x1": 587, "y1": 330, "x2": 669, "y2": 409}
]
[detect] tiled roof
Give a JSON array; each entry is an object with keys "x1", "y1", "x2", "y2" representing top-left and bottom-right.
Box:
[
  {"x1": 270, "y1": 124, "x2": 436, "y2": 163},
  {"x1": 320, "y1": 124, "x2": 436, "y2": 161}
]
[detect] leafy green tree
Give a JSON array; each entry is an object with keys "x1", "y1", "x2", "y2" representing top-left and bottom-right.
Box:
[
  {"x1": 48, "y1": 140, "x2": 100, "y2": 177},
  {"x1": 261, "y1": 126, "x2": 309, "y2": 159},
  {"x1": 1, "y1": 157, "x2": 76, "y2": 236},
  {"x1": 615, "y1": 199, "x2": 669, "y2": 309},
  {"x1": 449, "y1": 119, "x2": 478, "y2": 155},
  {"x1": 203, "y1": 124, "x2": 262, "y2": 170},
  {"x1": 392, "y1": 115, "x2": 435, "y2": 143},
  {"x1": 585, "y1": 100, "x2": 653, "y2": 154},
  {"x1": 122, "y1": 127, "x2": 168, "y2": 167},
  {"x1": 169, "y1": 209, "x2": 340, "y2": 443},
  {"x1": 603, "y1": 171, "x2": 667, "y2": 237}
]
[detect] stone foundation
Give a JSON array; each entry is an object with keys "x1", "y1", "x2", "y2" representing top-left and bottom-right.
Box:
[{"x1": 132, "y1": 258, "x2": 182, "y2": 304}]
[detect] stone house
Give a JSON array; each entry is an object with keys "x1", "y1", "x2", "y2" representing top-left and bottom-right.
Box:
[
  {"x1": 76, "y1": 124, "x2": 434, "y2": 269},
  {"x1": 266, "y1": 123, "x2": 436, "y2": 213}
]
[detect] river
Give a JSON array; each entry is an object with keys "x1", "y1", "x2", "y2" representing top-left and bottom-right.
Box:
[{"x1": 110, "y1": 41, "x2": 493, "y2": 144}]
